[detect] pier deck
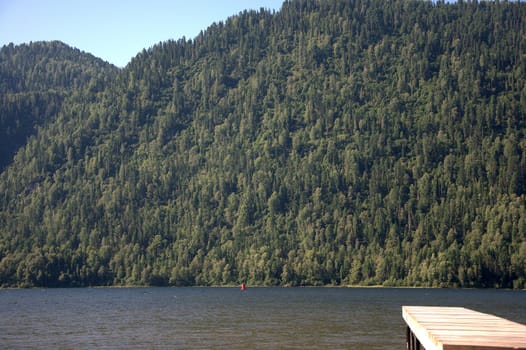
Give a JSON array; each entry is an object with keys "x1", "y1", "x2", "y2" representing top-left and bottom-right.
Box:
[{"x1": 402, "y1": 306, "x2": 526, "y2": 350}]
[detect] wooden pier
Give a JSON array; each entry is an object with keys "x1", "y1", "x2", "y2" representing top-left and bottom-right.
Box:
[{"x1": 402, "y1": 306, "x2": 526, "y2": 350}]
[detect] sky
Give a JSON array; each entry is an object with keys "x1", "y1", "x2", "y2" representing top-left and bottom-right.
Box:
[{"x1": 0, "y1": 0, "x2": 285, "y2": 67}]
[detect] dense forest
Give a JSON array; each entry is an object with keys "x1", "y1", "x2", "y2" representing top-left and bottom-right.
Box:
[
  {"x1": 0, "y1": 0, "x2": 525, "y2": 289},
  {"x1": 0, "y1": 41, "x2": 118, "y2": 172}
]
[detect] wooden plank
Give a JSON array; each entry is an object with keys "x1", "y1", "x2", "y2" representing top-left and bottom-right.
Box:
[{"x1": 402, "y1": 306, "x2": 526, "y2": 350}]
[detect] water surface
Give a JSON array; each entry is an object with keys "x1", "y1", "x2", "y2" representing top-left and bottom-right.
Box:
[{"x1": 1, "y1": 287, "x2": 525, "y2": 349}]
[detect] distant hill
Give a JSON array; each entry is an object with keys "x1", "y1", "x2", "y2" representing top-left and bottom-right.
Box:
[
  {"x1": 0, "y1": 41, "x2": 118, "y2": 171},
  {"x1": 0, "y1": 0, "x2": 525, "y2": 288}
]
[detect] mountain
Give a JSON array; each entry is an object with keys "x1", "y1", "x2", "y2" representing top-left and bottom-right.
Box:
[
  {"x1": 0, "y1": 41, "x2": 118, "y2": 171},
  {"x1": 0, "y1": 0, "x2": 525, "y2": 288}
]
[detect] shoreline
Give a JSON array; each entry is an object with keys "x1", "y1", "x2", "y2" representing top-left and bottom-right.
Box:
[{"x1": 1, "y1": 284, "x2": 524, "y2": 291}]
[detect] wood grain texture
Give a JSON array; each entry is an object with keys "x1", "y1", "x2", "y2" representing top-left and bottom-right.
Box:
[{"x1": 403, "y1": 306, "x2": 526, "y2": 350}]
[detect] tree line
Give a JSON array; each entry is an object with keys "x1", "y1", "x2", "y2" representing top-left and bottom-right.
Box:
[{"x1": 0, "y1": 0, "x2": 525, "y2": 288}]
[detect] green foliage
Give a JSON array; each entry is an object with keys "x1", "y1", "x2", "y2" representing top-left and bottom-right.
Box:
[
  {"x1": 1, "y1": 0, "x2": 525, "y2": 288},
  {"x1": 0, "y1": 41, "x2": 118, "y2": 171}
]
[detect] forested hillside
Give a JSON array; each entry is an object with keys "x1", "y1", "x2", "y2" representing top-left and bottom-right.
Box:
[
  {"x1": 1, "y1": 0, "x2": 525, "y2": 289},
  {"x1": 0, "y1": 41, "x2": 118, "y2": 171}
]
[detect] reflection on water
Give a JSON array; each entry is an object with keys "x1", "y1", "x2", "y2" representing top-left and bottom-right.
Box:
[{"x1": 1, "y1": 287, "x2": 525, "y2": 349}]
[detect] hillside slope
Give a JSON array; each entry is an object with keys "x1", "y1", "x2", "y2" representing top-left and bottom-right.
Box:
[
  {"x1": 0, "y1": 0, "x2": 525, "y2": 288},
  {"x1": 0, "y1": 41, "x2": 118, "y2": 171}
]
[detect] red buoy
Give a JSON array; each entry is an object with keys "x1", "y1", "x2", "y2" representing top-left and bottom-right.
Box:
[{"x1": 240, "y1": 283, "x2": 246, "y2": 291}]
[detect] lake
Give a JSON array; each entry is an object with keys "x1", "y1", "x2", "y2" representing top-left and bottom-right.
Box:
[{"x1": 1, "y1": 287, "x2": 525, "y2": 349}]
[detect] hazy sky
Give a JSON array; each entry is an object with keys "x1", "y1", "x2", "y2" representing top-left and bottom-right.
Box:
[{"x1": 0, "y1": 0, "x2": 284, "y2": 67}]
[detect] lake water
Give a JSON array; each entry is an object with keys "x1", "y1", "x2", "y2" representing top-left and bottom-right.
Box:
[{"x1": 1, "y1": 287, "x2": 525, "y2": 349}]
